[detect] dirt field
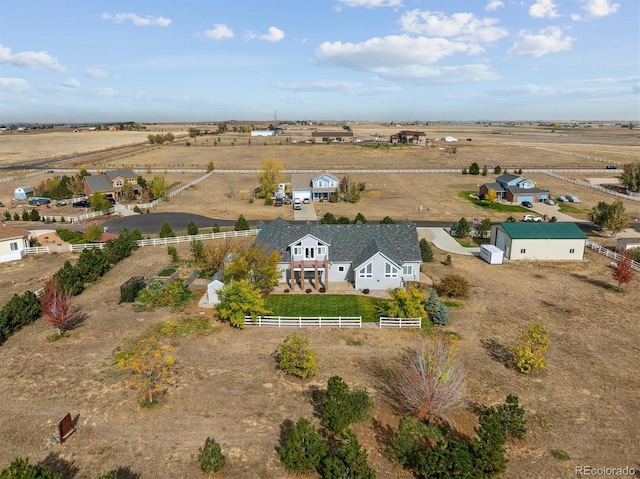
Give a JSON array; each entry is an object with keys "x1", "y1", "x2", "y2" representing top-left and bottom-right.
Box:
[
  {"x1": 0, "y1": 243, "x2": 638, "y2": 478},
  {"x1": 1, "y1": 124, "x2": 639, "y2": 477}
]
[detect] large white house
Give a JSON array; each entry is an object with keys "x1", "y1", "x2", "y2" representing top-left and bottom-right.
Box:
[
  {"x1": 291, "y1": 171, "x2": 339, "y2": 202},
  {"x1": 491, "y1": 222, "x2": 587, "y2": 261},
  {"x1": 0, "y1": 227, "x2": 30, "y2": 263},
  {"x1": 256, "y1": 218, "x2": 422, "y2": 291}
]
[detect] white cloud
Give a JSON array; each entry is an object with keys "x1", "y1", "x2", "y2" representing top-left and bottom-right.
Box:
[
  {"x1": 508, "y1": 27, "x2": 574, "y2": 57},
  {"x1": 486, "y1": 1, "x2": 504, "y2": 11},
  {"x1": 85, "y1": 67, "x2": 108, "y2": 78},
  {"x1": 399, "y1": 10, "x2": 508, "y2": 43},
  {"x1": 62, "y1": 78, "x2": 82, "y2": 89},
  {"x1": 529, "y1": 0, "x2": 560, "y2": 19},
  {"x1": 570, "y1": 13, "x2": 582, "y2": 21},
  {"x1": 316, "y1": 35, "x2": 499, "y2": 83},
  {"x1": 0, "y1": 77, "x2": 29, "y2": 92},
  {"x1": 490, "y1": 84, "x2": 559, "y2": 96},
  {"x1": 569, "y1": 75, "x2": 639, "y2": 84},
  {"x1": 204, "y1": 24, "x2": 235, "y2": 40},
  {"x1": 260, "y1": 26, "x2": 285, "y2": 42},
  {"x1": 581, "y1": 0, "x2": 619, "y2": 17},
  {"x1": 274, "y1": 80, "x2": 401, "y2": 95},
  {"x1": 0, "y1": 44, "x2": 65, "y2": 71},
  {"x1": 101, "y1": 12, "x2": 171, "y2": 27},
  {"x1": 337, "y1": 0, "x2": 402, "y2": 8}
]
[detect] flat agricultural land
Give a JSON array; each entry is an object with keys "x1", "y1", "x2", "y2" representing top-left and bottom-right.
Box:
[
  {"x1": 0, "y1": 124, "x2": 639, "y2": 477},
  {"x1": 0, "y1": 244, "x2": 638, "y2": 478}
]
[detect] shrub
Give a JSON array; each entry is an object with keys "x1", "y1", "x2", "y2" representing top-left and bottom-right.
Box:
[
  {"x1": 305, "y1": 288, "x2": 312, "y2": 294},
  {"x1": 353, "y1": 212, "x2": 367, "y2": 224},
  {"x1": 133, "y1": 205, "x2": 141, "y2": 213},
  {"x1": 322, "y1": 430, "x2": 375, "y2": 479},
  {"x1": 425, "y1": 289, "x2": 441, "y2": 317},
  {"x1": 444, "y1": 254, "x2": 452, "y2": 265},
  {"x1": 279, "y1": 418, "x2": 328, "y2": 472},
  {"x1": 380, "y1": 216, "x2": 395, "y2": 224},
  {"x1": 0, "y1": 291, "x2": 41, "y2": 343},
  {"x1": 84, "y1": 224, "x2": 103, "y2": 243},
  {"x1": 388, "y1": 416, "x2": 442, "y2": 467},
  {"x1": 3, "y1": 211, "x2": 11, "y2": 221},
  {"x1": 187, "y1": 220, "x2": 199, "y2": 235},
  {"x1": 321, "y1": 212, "x2": 337, "y2": 224},
  {"x1": 0, "y1": 457, "x2": 61, "y2": 479},
  {"x1": 167, "y1": 245, "x2": 179, "y2": 262},
  {"x1": 234, "y1": 214, "x2": 250, "y2": 231},
  {"x1": 510, "y1": 322, "x2": 550, "y2": 374},
  {"x1": 362, "y1": 288, "x2": 370, "y2": 295},
  {"x1": 495, "y1": 394, "x2": 527, "y2": 439},
  {"x1": 455, "y1": 217, "x2": 471, "y2": 237},
  {"x1": 419, "y1": 238, "x2": 434, "y2": 262},
  {"x1": 21, "y1": 210, "x2": 29, "y2": 221},
  {"x1": 137, "y1": 280, "x2": 193, "y2": 308},
  {"x1": 198, "y1": 437, "x2": 226, "y2": 473},
  {"x1": 436, "y1": 274, "x2": 470, "y2": 298},
  {"x1": 275, "y1": 333, "x2": 318, "y2": 379},
  {"x1": 322, "y1": 376, "x2": 373, "y2": 434},
  {"x1": 159, "y1": 221, "x2": 175, "y2": 238}
]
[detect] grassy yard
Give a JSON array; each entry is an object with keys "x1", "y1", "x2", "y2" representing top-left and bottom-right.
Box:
[
  {"x1": 264, "y1": 294, "x2": 388, "y2": 322},
  {"x1": 458, "y1": 191, "x2": 529, "y2": 213},
  {"x1": 556, "y1": 201, "x2": 589, "y2": 215}
]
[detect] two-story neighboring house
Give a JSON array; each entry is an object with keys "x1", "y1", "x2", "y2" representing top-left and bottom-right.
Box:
[
  {"x1": 84, "y1": 169, "x2": 141, "y2": 200},
  {"x1": 256, "y1": 218, "x2": 422, "y2": 291},
  {"x1": 390, "y1": 130, "x2": 427, "y2": 145},
  {"x1": 311, "y1": 131, "x2": 354, "y2": 143},
  {"x1": 479, "y1": 174, "x2": 549, "y2": 204},
  {"x1": 291, "y1": 172, "x2": 339, "y2": 202}
]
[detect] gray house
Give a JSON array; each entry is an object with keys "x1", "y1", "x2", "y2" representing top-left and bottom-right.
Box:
[
  {"x1": 256, "y1": 218, "x2": 422, "y2": 291},
  {"x1": 291, "y1": 171, "x2": 339, "y2": 202}
]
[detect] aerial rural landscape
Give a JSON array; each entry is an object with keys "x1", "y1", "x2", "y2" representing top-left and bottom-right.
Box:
[{"x1": 1, "y1": 0, "x2": 638, "y2": 478}]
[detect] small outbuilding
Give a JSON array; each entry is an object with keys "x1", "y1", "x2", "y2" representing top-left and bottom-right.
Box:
[
  {"x1": 480, "y1": 244, "x2": 504, "y2": 264},
  {"x1": 206, "y1": 271, "x2": 225, "y2": 305},
  {"x1": 14, "y1": 186, "x2": 34, "y2": 200},
  {"x1": 491, "y1": 222, "x2": 587, "y2": 261},
  {"x1": 0, "y1": 227, "x2": 30, "y2": 263}
]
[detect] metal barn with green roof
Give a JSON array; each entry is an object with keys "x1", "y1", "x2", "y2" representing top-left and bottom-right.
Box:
[{"x1": 491, "y1": 222, "x2": 587, "y2": 261}]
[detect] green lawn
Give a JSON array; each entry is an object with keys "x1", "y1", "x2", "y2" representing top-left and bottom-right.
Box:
[
  {"x1": 263, "y1": 294, "x2": 388, "y2": 322},
  {"x1": 556, "y1": 201, "x2": 588, "y2": 215},
  {"x1": 458, "y1": 191, "x2": 529, "y2": 213}
]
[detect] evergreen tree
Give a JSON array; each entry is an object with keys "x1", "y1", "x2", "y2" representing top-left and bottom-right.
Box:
[
  {"x1": 198, "y1": 437, "x2": 226, "y2": 473},
  {"x1": 433, "y1": 304, "x2": 451, "y2": 326},
  {"x1": 159, "y1": 221, "x2": 175, "y2": 238},
  {"x1": 420, "y1": 238, "x2": 434, "y2": 262},
  {"x1": 455, "y1": 218, "x2": 471, "y2": 238},
  {"x1": 322, "y1": 376, "x2": 373, "y2": 434},
  {"x1": 187, "y1": 220, "x2": 199, "y2": 235},
  {"x1": 469, "y1": 162, "x2": 480, "y2": 175},
  {"x1": 321, "y1": 212, "x2": 337, "y2": 224},
  {"x1": 380, "y1": 216, "x2": 395, "y2": 224},
  {"x1": 234, "y1": 214, "x2": 250, "y2": 231},
  {"x1": 279, "y1": 418, "x2": 328, "y2": 472},
  {"x1": 472, "y1": 408, "x2": 508, "y2": 477},
  {"x1": 75, "y1": 248, "x2": 110, "y2": 283},
  {"x1": 353, "y1": 212, "x2": 367, "y2": 224},
  {"x1": 426, "y1": 289, "x2": 441, "y2": 317},
  {"x1": 53, "y1": 260, "x2": 84, "y2": 296},
  {"x1": 0, "y1": 457, "x2": 61, "y2": 479}
]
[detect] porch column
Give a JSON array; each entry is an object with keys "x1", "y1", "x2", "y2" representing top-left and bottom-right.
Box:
[
  {"x1": 324, "y1": 259, "x2": 329, "y2": 291},
  {"x1": 314, "y1": 262, "x2": 319, "y2": 290},
  {"x1": 300, "y1": 261, "x2": 304, "y2": 291},
  {"x1": 290, "y1": 258, "x2": 295, "y2": 290}
]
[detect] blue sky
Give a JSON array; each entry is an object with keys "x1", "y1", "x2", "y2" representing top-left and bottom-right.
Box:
[{"x1": 1, "y1": 0, "x2": 638, "y2": 123}]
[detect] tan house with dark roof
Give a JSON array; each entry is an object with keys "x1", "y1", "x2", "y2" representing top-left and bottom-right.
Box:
[
  {"x1": 390, "y1": 130, "x2": 427, "y2": 145},
  {"x1": 0, "y1": 227, "x2": 30, "y2": 263},
  {"x1": 84, "y1": 169, "x2": 141, "y2": 199},
  {"x1": 311, "y1": 131, "x2": 354, "y2": 143}
]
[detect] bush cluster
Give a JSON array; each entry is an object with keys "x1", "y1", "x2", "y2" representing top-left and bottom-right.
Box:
[
  {"x1": 136, "y1": 280, "x2": 193, "y2": 308},
  {"x1": 389, "y1": 395, "x2": 527, "y2": 478},
  {"x1": 435, "y1": 274, "x2": 470, "y2": 298},
  {"x1": 0, "y1": 291, "x2": 41, "y2": 345},
  {"x1": 279, "y1": 376, "x2": 376, "y2": 478},
  {"x1": 274, "y1": 333, "x2": 318, "y2": 379}
]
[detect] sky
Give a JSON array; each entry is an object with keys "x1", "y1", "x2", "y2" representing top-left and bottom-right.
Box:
[{"x1": 0, "y1": 0, "x2": 638, "y2": 123}]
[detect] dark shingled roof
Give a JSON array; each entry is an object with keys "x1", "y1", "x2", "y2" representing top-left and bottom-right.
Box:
[
  {"x1": 481, "y1": 182, "x2": 506, "y2": 193},
  {"x1": 256, "y1": 217, "x2": 421, "y2": 266},
  {"x1": 507, "y1": 186, "x2": 549, "y2": 194},
  {"x1": 84, "y1": 175, "x2": 113, "y2": 194}
]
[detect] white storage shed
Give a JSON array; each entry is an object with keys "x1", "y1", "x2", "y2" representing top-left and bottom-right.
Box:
[
  {"x1": 14, "y1": 185, "x2": 34, "y2": 200},
  {"x1": 480, "y1": 244, "x2": 504, "y2": 264}
]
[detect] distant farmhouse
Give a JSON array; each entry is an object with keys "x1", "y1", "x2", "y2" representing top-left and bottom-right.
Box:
[
  {"x1": 250, "y1": 130, "x2": 275, "y2": 137},
  {"x1": 311, "y1": 131, "x2": 354, "y2": 143},
  {"x1": 291, "y1": 171, "x2": 339, "y2": 202},
  {"x1": 256, "y1": 218, "x2": 422, "y2": 292},
  {"x1": 491, "y1": 222, "x2": 587, "y2": 261},
  {"x1": 84, "y1": 169, "x2": 141, "y2": 200},
  {"x1": 390, "y1": 130, "x2": 427, "y2": 146},
  {"x1": 479, "y1": 174, "x2": 550, "y2": 205}
]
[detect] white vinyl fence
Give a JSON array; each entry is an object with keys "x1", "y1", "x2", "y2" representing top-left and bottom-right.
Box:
[
  {"x1": 244, "y1": 316, "x2": 362, "y2": 328},
  {"x1": 585, "y1": 240, "x2": 640, "y2": 271},
  {"x1": 379, "y1": 317, "x2": 422, "y2": 328}
]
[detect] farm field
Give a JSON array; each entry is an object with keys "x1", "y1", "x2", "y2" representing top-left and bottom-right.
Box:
[{"x1": 0, "y1": 244, "x2": 638, "y2": 478}]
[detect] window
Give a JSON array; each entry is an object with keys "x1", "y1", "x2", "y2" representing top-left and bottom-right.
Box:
[
  {"x1": 569, "y1": 248, "x2": 575, "y2": 254},
  {"x1": 359, "y1": 263, "x2": 372, "y2": 278},
  {"x1": 293, "y1": 246, "x2": 302, "y2": 256},
  {"x1": 115, "y1": 179, "x2": 123, "y2": 187},
  {"x1": 385, "y1": 263, "x2": 399, "y2": 278},
  {"x1": 305, "y1": 247, "x2": 315, "y2": 259},
  {"x1": 402, "y1": 265, "x2": 413, "y2": 275},
  {"x1": 10, "y1": 242, "x2": 18, "y2": 251},
  {"x1": 520, "y1": 248, "x2": 526, "y2": 254},
  {"x1": 338, "y1": 266, "x2": 345, "y2": 272},
  {"x1": 317, "y1": 246, "x2": 326, "y2": 256}
]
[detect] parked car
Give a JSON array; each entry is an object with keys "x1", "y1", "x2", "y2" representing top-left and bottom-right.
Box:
[
  {"x1": 543, "y1": 199, "x2": 556, "y2": 205},
  {"x1": 274, "y1": 197, "x2": 283, "y2": 207},
  {"x1": 0, "y1": 201, "x2": 4, "y2": 207},
  {"x1": 28, "y1": 197, "x2": 51, "y2": 206},
  {"x1": 72, "y1": 199, "x2": 90, "y2": 208},
  {"x1": 566, "y1": 195, "x2": 580, "y2": 203},
  {"x1": 283, "y1": 197, "x2": 292, "y2": 205},
  {"x1": 605, "y1": 164, "x2": 617, "y2": 169},
  {"x1": 521, "y1": 201, "x2": 534, "y2": 208},
  {"x1": 557, "y1": 196, "x2": 568, "y2": 202},
  {"x1": 293, "y1": 198, "x2": 302, "y2": 210},
  {"x1": 522, "y1": 214, "x2": 542, "y2": 222},
  {"x1": 302, "y1": 198, "x2": 310, "y2": 204}
]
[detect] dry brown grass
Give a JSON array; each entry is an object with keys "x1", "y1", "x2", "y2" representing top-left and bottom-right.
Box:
[{"x1": 0, "y1": 124, "x2": 639, "y2": 477}]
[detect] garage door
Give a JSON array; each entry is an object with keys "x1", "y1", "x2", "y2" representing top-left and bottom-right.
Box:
[
  {"x1": 293, "y1": 190, "x2": 311, "y2": 201},
  {"x1": 518, "y1": 196, "x2": 534, "y2": 204}
]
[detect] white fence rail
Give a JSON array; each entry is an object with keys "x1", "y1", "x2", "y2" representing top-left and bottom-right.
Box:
[
  {"x1": 545, "y1": 172, "x2": 640, "y2": 203},
  {"x1": 379, "y1": 317, "x2": 422, "y2": 328},
  {"x1": 244, "y1": 316, "x2": 362, "y2": 328},
  {"x1": 585, "y1": 240, "x2": 640, "y2": 271}
]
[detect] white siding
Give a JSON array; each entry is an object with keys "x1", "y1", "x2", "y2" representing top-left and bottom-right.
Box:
[
  {"x1": 508, "y1": 238, "x2": 585, "y2": 261},
  {"x1": 354, "y1": 253, "x2": 403, "y2": 290}
]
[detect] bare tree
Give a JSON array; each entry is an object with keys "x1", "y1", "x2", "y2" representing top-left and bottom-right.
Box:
[
  {"x1": 224, "y1": 173, "x2": 236, "y2": 198},
  {"x1": 392, "y1": 337, "x2": 467, "y2": 425}
]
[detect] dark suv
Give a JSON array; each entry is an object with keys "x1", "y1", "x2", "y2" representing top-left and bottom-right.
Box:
[{"x1": 73, "y1": 199, "x2": 90, "y2": 208}]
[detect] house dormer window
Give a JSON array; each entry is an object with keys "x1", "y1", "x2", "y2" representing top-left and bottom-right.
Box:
[
  {"x1": 293, "y1": 245, "x2": 302, "y2": 256},
  {"x1": 115, "y1": 179, "x2": 123, "y2": 187},
  {"x1": 317, "y1": 246, "x2": 326, "y2": 256}
]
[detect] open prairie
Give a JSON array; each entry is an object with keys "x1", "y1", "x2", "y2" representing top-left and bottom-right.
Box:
[{"x1": 0, "y1": 123, "x2": 639, "y2": 478}]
